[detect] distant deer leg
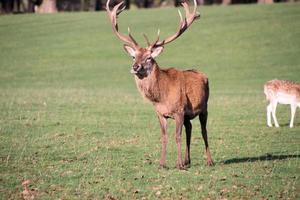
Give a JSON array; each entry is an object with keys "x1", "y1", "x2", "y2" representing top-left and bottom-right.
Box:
[
  {"x1": 199, "y1": 111, "x2": 214, "y2": 166},
  {"x1": 184, "y1": 118, "x2": 192, "y2": 167},
  {"x1": 271, "y1": 101, "x2": 280, "y2": 127},
  {"x1": 290, "y1": 104, "x2": 297, "y2": 128},
  {"x1": 267, "y1": 103, "x2": 273, "y2": 127},
  {"x1": 158, "y1": 114, "x2": 168, "y2": 168},
  {"x1": 174, "y1": 113, "x2": 185, "y2": 170}
]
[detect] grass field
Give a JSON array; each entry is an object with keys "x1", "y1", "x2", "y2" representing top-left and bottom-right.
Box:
[{"x1": 1, "y1": 3, "x2": 300, "y2": 199}]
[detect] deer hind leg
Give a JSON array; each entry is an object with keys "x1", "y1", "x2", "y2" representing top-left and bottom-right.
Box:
[
  {"x1": 174, "y1": 113, "x2": 185, "y2": 170},
  {"x1": 199, "y1": 111, "x2": 214, "y2": 166},
  {"x1": 183, "y1": 118, "x2": 192, "y2": 167},
  {"x1": 267, "y1": 103, "x2": 273, "y2": 127},
  {"x1": 158, "y1": 115, "x2": 168, "y2": 169},
  {"x1": 271, "y1": 101, "x2": 280, "y2": 127},
  {"x1": 290, "y1": 104, "x2": 297, "y2": 128}
]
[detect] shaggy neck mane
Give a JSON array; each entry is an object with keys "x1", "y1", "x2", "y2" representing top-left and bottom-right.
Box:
[{"x1": 135, "y1": 62, "x2": 162, "y2": 103}]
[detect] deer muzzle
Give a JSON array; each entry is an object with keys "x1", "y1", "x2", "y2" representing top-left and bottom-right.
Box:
[{"x1": 131, "y1": 64, "x2": 143, "y2": 74}]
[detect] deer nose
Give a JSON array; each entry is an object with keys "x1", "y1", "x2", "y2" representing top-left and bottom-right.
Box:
[{"x1": 133, "y1": 64, "x2": 142, "y2": 72}]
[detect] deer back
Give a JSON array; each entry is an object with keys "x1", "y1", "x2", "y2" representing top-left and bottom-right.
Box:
[{"x1": 264, "y1": 79, "x2": 300, "y2": 103}]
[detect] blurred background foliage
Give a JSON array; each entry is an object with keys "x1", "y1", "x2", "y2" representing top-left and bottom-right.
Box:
[{"x1": 0, "y1": 0, "x2": 297, "y2": 14}]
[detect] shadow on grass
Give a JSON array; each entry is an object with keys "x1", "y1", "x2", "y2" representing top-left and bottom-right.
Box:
[
  {"x1": 280, "y1": 122, "x2": 300, "y2": 127},
  {"x1": 222, "y1": 153, "x2": 300, "y2": 165}
]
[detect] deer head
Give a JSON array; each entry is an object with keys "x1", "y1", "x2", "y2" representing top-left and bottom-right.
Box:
[{"x1": 106, "y1": 0, "x2": 200, "y2": 78}]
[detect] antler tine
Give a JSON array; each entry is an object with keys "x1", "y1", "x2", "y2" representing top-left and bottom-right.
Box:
[
  {"x1": 153, "y1": 0, "x2": 200, "y2": 47},
  {"x1": 116, "y1": 4, "x2": 126, "y2": 15},
  {"x1": 150, "y1": 29, "x2": 161, "y2": 48},
  {"x1": 182, "y1": 0, "x2": 200, "y2": 25},
  {"x1": 193, "y1": 0, "x2": 199, "y2": 15},
  {"x1": 127, "y1": 27, "x2": 138, "y2": 46},
  {"x1": 106, "y1": 0, "x2": 139, "y2": 48},
  {"x1": 156, "y1": 29, "x2": 161, "y2": 43},
  {"x1": 143, "y1": 33, "x2": 151, "y2": 46},
  {"x1": 144, "y1": 29, "x2": 161, "y2": 49}
]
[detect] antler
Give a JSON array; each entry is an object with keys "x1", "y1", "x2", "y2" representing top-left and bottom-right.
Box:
[
  {"x1": 106, "y1": 0, "x2": 139, "y2": 48},
  {"x1": 148, "y1": 0, "x2": 200, "y2": 49}
]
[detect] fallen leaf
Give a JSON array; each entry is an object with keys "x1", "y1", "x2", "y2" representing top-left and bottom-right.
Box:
[
  {"x1": 104, "y1": 194, "x2": 118, "y2": 200},
  {"x1": 21, "y1": 180, "x2": 37, "y2": 200}
]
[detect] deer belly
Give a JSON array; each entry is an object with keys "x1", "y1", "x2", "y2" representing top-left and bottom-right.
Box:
[{"x1": 276, "y1": 92, "x2": 296, "y2": 104}]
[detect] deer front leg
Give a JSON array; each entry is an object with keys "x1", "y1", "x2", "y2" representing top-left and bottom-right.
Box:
[
  {"x1": 158, "y1": 114, "x2": 168, "y2": 169},
  {"x1": 175, "y1": 113, "x2": 185, "y2": 170},
  {"x1": 267, "y1": 103, "x2": 273, "y2": 127},
  {"x1": 271, "y1": 101, "x2": 280, "y2": 127},
  {"x1": 290, "y1": 104, "x2": 297, "y2": 128}
]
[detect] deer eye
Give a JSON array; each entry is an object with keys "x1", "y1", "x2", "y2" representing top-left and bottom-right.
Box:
[{"x1": 146, "y1": 57, "x2": 152, "y2": 62}]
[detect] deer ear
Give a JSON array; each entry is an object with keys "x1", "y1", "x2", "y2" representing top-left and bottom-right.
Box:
[
  {"x1": 151, "y1": 46, "x2": 164, "y2": 58},
  {"x1": 123, "y1": 45, "x2": 136, "y2": 57}
]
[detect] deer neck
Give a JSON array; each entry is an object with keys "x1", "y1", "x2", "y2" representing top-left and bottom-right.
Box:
[{"x1": 135, "y1": 62, "x2": 162, "y2": 103}]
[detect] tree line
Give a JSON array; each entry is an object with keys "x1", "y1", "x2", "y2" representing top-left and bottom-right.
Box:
[{"x1": 0, "y1": 0, "x2": 292, "y2": 14}]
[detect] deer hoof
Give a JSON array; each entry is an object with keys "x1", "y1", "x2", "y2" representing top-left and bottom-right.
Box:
[
  {"x1": 176, "y1": 164, "x2": 187, "y2": 170},
  {"x1": 184, "y1": 161, "x2": 191, "y2": 168},
  {"x1": 159, "y1": 164, "x2": 169, "y2": 170},
  {"x1": 207, "y1": 160, "x2": 214, "y2": 166}
]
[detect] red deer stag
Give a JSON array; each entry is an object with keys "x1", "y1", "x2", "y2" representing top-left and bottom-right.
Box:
[
  {"x1": 106, "y1": 0, "x2": 214, "y2": 169},
  {"x1": 264, "y1": 79, "x2": 300, "y2": 128}
]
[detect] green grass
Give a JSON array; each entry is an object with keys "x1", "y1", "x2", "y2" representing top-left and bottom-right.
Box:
[{"x1": 1, "y1": 3, "x2": 300, "y2": 199}]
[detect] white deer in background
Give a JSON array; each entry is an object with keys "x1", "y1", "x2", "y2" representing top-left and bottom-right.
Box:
[{"x1": 264, "y1": 79, "x2": 300, "y2": 128}]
